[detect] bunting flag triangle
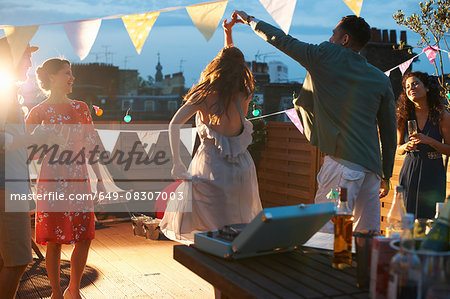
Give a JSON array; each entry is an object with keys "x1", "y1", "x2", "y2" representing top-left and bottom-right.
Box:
[
  {"x1": 285, "y1": 108, "x2": 303, "y2": 134},
  {"x1": 63, "y1": 19, "x2": 102, "y2": 60},
  {"x1": 4, "y1": 25, "x2": 38, "y2": 66},
  {"x1": 342, "y1": 0, "x2": 363, "y2": 17},
  {"x1": 87, "y1": 163, "x2": 128, "y2": 203},
  {"x1": 384, "y1": 70, "x2": 391, "y2": 77},
  {"x1": 136, "y1": 131, "x2": 160, "y2": 156},
  {"x1": 259, "y1": 0, "x2": 297, "y2": 35},
  {"x1": 122, "y1": 11, "x2": 159, "y2": 54},
  {"x1": 399, "y1": 57, "x2": 414, "y2": 75},
  {"x1": 423, "y1": 46, "x2": 438, "y2": 65},
  {"x1": 186, "y1": 1, "x2": 227, "y2": 41},
  {"x1": 96, "y1": 129, "x2": 120, "y2": 154},
  {"x1": 180, "y1": 127, "x2": 197, "y2": 155}
]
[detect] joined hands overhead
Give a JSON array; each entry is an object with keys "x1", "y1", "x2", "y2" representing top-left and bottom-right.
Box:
[{"x1": 222, "y1": 12, "x2": 244, "y2": 32}]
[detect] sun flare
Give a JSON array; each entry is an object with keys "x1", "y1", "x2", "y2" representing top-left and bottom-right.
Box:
[{"x1": 0, "y1": 68, "x2": 15, "y2": 91}]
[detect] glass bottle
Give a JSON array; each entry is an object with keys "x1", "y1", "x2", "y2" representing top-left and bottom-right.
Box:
[
  {"x1": 419, "y1": 199, "x2": 450, "y2": 252},
  {"x1": 434, "y1": 202, "x2": 444, "y2": 219},
  {"x1": 387, "y1": 213, "x2": 422, "y2": 299},
  {"x1": 422, "y1": 253, "x2": 448, "y2": 298},
  {"x1": 332, "y1": 187, "x2": 353, "y2": 269},
  {"x1": 424, "y1": 201, "x2": 445, "y2": 235},
  {"x1": 386, "y1": 185, "x2": 406, "y2": 237}
]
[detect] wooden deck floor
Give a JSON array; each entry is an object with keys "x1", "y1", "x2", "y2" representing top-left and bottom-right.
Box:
[{"x1": 17, "y1": 222, "x2": 214, "y2": 299}]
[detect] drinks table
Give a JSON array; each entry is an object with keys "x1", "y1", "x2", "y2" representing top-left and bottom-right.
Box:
[{"x1": 173, "y1": 242, "x2": 368, "y2": 299}]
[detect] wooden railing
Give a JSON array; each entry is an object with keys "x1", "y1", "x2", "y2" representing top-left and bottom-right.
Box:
[{"x1": 256, "y1": 122, "x2": 323, "y2": 207}]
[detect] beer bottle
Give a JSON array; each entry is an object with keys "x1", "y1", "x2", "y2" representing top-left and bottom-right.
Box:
[
  {"x1": 419, "y1": 199, "x2": 450, "y2": 251},
  {"x1": 332, "y1": 187, "x2": 353, "y2": 269},
  {"x1": 386, "y1": 186, "x2": 406, "y2": 237}
]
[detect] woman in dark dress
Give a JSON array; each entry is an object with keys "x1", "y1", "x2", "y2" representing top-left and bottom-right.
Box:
[{"x1": 397, "y1": 71, "x2": 450, "y2": 219}]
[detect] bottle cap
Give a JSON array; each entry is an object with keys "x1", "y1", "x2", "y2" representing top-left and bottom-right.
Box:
[{"x1": 401, "y1": 213, "x2": 414, "y2": 229}]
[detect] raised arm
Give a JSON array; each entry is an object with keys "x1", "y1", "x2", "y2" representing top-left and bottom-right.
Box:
[
  {"x1": 233, "y1": 10, "x2": 321, "y2": 69},
  {"x1": 222, "y1": 15, "x2": 243, "y2": 47},
  {"x1": 169, "y1": 102, "x2": 200, "y2": 179}
]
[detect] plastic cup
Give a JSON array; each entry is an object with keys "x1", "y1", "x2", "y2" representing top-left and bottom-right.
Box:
[{"x1": 353, "y1": 231, "x2": 378, "y2": 289}]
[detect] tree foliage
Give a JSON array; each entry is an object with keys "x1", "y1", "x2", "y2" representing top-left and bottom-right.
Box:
[{"x1": 393, "y1": 0, "x2": 449, "y2": 93}]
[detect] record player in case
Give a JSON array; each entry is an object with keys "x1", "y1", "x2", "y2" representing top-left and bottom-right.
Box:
[{"x1": 194, "y1": 202, "x2": 336, "y2": 259}]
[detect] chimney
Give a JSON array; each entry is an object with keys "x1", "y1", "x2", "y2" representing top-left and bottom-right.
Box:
[
  {"x1": 390, "y1": 30, "x2": 397, "y2": 44},
  {"x1": 382, "y1": 30, "x2": 389, "y2": 43},
  {"x1": 370, "y1": 28, "x2": 381, "y2": 42},
  {"x1": 400, "y1": 31, "x2": 407, "y2": 44}
]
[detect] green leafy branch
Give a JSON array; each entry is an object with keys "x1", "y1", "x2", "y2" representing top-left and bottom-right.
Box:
[{"x1": 393, "y1": 0, "x2": 449, "y2": 92}]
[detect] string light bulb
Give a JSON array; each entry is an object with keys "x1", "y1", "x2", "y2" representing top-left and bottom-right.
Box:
[
  {"x1": 92, "y1": 105, "x2": 103, "y2": 116},
  {"x1": 252, "y1": 105, "x2": 260, "y2": 117},
  {"x1": 124, "y1": 108, "x2": 132, "y2": 123}
]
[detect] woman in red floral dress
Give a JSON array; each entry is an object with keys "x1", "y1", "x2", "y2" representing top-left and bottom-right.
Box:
[{"x1": 26, "y1": 58, "x2": 105, "y2": 299}]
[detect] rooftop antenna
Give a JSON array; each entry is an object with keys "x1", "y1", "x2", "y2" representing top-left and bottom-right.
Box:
[
  {"x1": 90, "y1": 52, "x2": 102, "y2": 62},
  {"x1": 101, "y1": 45, "x2": 113, "y2": 64},
  {"x1": 179, "y1": 58, "x2": 186, "y2": 73},
  {"x1": 123, "y1": 56, "x2": 133, "y2": 69}
]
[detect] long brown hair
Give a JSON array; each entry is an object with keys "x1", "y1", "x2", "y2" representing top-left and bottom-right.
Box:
[
  {"x1": 184, "y1": 46, "x2": 254, "y2": 124},
  {"x1": 397, "y1": 71, "x2": 444, "y2": 133}
]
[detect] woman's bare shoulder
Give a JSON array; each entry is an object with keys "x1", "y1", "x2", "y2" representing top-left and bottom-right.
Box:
[{"x1": 441, "y1": 109, "x2": 450, "y2": 126}]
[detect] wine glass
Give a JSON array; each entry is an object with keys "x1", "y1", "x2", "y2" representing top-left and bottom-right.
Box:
[{"x1": 407, "y1": 120, "x2": 419, "y2": 152}]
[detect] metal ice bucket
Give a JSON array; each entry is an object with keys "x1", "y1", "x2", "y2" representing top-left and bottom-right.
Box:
[{"x1": 390, "y1": 239, "x2": 450, "y2": 298}]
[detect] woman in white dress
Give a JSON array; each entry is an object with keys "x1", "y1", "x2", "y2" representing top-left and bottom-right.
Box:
[{"x1": 159, "y1": 16, "x2": 262, "y2": 244}]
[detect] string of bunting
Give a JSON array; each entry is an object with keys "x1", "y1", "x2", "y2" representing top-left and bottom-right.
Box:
[
  {"x1": 0, "y1": 0, "x2": 365, "y2": 66},
  {"x1": 1, "y1": 0, "x2": 230, "y2": 64},
  {"x1": 384, "y1": 46, "x2": 450, "y2": 77},
  {"x1": 92, "y1": 107, "x2": 301, "y2": 155}
]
